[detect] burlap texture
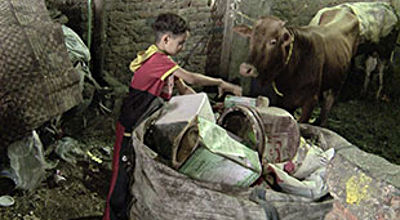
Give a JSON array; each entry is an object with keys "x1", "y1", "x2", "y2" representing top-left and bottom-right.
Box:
[
  {"x1": 127, "y1": 114, "x2": 337, "y2": 220},
  {"x1": 0, "y1": 0, "x2": 82, "y2": 148}
]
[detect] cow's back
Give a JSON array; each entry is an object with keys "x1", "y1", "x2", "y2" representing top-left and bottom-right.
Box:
[
  {"x1": 309, "y1": 8, "x2": 360, "y2": 92},
  {"x1": 311, "y1": 2, "x2": 398, "y2": 43}
]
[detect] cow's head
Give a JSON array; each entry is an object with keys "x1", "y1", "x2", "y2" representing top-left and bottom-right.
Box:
[{"x1": 234, "y1": 16, "x2": 293, "y2": 84}]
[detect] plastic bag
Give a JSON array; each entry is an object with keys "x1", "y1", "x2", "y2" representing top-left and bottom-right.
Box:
[{"x1": 8, "y1": 131, "x2": 52, "y2": 190}]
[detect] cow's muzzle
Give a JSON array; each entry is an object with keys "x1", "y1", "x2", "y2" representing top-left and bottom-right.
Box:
[{"x1": 239, "y1": 63, "x2": 258, "y2": 77}]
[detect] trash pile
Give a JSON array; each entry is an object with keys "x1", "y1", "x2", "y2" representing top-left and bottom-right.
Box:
[
  {"x1": 0, "y1": 12, "x2": 105, "y2": 209},
  {"x1": 143, "y1": 92, "x2": 335, "y2": 199},
  {"x1": 125, "y1": 93, "x2": 345, "y2": 220}
]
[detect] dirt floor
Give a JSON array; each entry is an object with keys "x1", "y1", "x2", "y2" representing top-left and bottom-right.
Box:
[
  {"x1": 327, "y1": 99, "x2": 400, "y2": 166},
  {"x1": 0, "y1": 84, "x2": 399, "y2": 220},
  {"x1": 0, "y1": 108, "x2": 115, "y2": 220},
  {"x1": 327, "y1": 66, "x2": 400, "y2": 166}
]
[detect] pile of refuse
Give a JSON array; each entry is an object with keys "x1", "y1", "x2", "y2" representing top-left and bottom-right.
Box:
[
  {"x1": 144, "y1": 93, "x2": 334, "y2": 198},
  {"x1": 128, "y1": 93, "x2": 337, "y2": 220}
]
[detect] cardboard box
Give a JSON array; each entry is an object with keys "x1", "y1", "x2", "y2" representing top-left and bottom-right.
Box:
[
  {"x1": 145, "y1": 93, "x2": 215, "y2": 168},
  {"x1": 179, "y1": 117, "x2": 262, "y2": 187}
]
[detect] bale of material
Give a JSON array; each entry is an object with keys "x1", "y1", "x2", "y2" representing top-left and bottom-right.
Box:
[
  {"x1": 0, "y1": 0, "x2": 82, "y2": 147},
  {"x1": 325, "y1": 147, "x2": 400, "y2": 220},
  {"x1": 298, "y1": 123, "x2": 400, "y2": 220},
  {"x1": 128, "y1": 111, "x2": 400, "y2": 220}
]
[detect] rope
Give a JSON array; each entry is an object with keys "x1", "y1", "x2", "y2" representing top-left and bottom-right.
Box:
[
  {"x1": 271, "y1": 34, "x2": 295, "y2": 97},
  {"x1": 234, "y1": 10, "x2": 257, "y2": 23},
  {"x1": 285, "y1": 35, "x2": 294, "y2": 65},
  {"x1": 272, "y1": 81, "x2": 284, "y2": 97}
]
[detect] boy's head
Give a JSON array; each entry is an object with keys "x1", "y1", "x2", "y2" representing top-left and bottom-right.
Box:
[{"x1": 152, "y1": 13, "x2": 190, "y2": 56}]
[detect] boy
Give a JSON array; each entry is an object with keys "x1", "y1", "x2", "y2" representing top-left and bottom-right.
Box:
[{"x1": 103, "y1": 13, "x2": 242, "y2": 220}]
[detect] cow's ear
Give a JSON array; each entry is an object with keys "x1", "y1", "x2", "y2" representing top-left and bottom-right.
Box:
[
  {"x1": 281, "y1": 31, "x2": 291, "y2": 47},
  {"x1": 233, "y1": 25, "x2": 252, "y2": 38}
]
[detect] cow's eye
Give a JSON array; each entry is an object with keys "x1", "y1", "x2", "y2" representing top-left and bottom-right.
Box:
[{"x1": 269, "y1": 39, "x2": 277, "y2": 46}]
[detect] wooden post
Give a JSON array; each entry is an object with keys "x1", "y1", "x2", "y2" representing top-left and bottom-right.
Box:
[
  {"x1": 219, "y1": 0, "x2": 234, "y2": 80},
  {"x1": 91, "y1": 0, "x2": 106, "y2": 85}
]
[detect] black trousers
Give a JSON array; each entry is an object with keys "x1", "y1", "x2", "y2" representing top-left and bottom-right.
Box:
[{"x1": 109, "y1": 135, "x2": 134, "y2": 220}]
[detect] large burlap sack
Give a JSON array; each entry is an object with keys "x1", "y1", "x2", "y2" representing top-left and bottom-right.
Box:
[
  {"x1": 131, "y1": 111, "x2": 269, "y2": 220},
  {"x1": 0, "y1": 0, "x2": 82, "y2": 147},
  {"x1": 126, "y1": 110, "x2": 342, "y2": 220}
]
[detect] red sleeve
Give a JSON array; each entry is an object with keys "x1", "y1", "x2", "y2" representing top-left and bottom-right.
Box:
[{"x1": 130, "y1": 53, "x2": 179, "y2": 97}]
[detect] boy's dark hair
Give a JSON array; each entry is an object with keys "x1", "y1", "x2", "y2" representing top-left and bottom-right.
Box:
[{"x1": 152, "y1": 13, "x2": 189, "y2": 41}]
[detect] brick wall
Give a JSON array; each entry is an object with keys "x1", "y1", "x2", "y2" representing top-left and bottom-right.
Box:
[{"x1": 102, "y1": 0, "x2": 220, "y2": 85}]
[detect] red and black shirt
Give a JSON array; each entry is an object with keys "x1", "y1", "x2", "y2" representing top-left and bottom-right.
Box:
[{"x1": 119, "y1": 47, "x2": 180, "y2": 129}]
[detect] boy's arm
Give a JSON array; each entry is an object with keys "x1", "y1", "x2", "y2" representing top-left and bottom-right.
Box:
[
  {"x1": 175, "y1": 78, "x2": 196, "y2": 95},
  {"x1": 173, "y1": 67, "x2": 242, "y2": 96}
]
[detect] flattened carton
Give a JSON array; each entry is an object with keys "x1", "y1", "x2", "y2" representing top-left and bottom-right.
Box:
[{"x1": 179, "y1": 117, "x2": 262, "y2": 187}]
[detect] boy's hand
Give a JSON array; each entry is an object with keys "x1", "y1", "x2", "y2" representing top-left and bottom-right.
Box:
[{"x1": 218, "y1": 81, "x2": 242, "y2": 97}]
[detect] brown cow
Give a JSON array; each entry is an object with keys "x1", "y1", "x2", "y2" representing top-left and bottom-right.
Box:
[{"x1": 234, "y1": 9, "x2": 360, "y2": 125}]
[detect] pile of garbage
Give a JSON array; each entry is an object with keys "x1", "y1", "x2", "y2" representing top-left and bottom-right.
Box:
[
  {"x1": 123, "y1": 93, "x2": 335, "y2": 219},
  {"x1": 0, "y1": 4, "x2": 104, "y2": 207},
  {"x1": 143, "y1": 93, "x2": 334, "y2": 198}
]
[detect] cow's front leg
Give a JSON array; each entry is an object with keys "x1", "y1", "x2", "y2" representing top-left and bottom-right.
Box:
[
  {"x1": 376, "y1": 59, "x2": 386, "y2": 100},
  {"x1": 319, "y1": 89, "x2": 336, "y2": 126},
  {"x1": 298, "y1": 94, "x2": 319, "y2": 124}
]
